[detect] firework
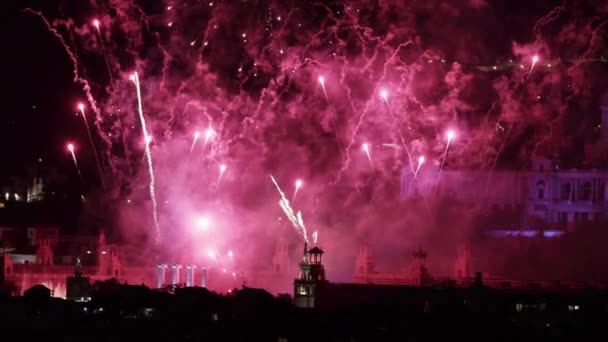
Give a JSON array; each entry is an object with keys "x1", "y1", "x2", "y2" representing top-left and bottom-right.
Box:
[
  {"x1": 318, "y1": 76, "x2": 328, "y2": 103},
  {"x1": 292, "y1": 179, "x2": 303, "y2": 201},
  {"x1": 530, "y1": 54, "x2": 539, "y2": 74},
  {"x1": 434, "y1": 130, "x2": 456, "y2": 195},
  {"x1": 217, "y1": 164, "x2": 227, "y2": 189},
  {"x1": 362, "y1": 143, "x2": 374, "y2": 170},
  {"x1": 270, "y1": 175, "x2": 309, "y2": 243},
  {"x1": 312, "y1": 230, "x2": 318, "y2": 245},
  {"x1": 131, "y1": 72, "x2": 161, "y2": 246},
  {"x1": 189, "y1": 131, "x2": 200, "y2": 155},
  {"x1": 77, "y1": 103, "x2": 105, "y2": 187},
  {"x1": 415, "y1": 155, "x2": 425, "y2": 175},
  {"x1": 204, "y1": 127, "x2": 215, "y2": 146},
  {"x1": 67, "y1": 143, "x2": 82, "y2": 180}
]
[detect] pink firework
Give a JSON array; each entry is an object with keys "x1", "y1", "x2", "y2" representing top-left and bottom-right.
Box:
[
  {"x1": 380, "y1": 89, "x2": 389, "y2": 104},
  {"x1": 76, "y1": 102, "x2": 104, "y2": 188}
]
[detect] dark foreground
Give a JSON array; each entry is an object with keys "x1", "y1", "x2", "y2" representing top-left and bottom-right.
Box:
[{"x1": 1, "y1": 281, "x2": 608, "y2": 341}]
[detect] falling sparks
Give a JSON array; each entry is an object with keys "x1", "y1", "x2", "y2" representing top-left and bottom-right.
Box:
[
  {"x1": 318, "y1": 76, "x2": 328, "y2": 103},
  {"x1": 530, "y1": 54, "x2": 539, "y2": 74},
  {"x1": 132, "y1": 72, "x2": 161, "y2": 246}
]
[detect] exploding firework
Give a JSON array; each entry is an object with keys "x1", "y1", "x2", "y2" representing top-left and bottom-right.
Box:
[{"x1": 530, "y1": 54, "x2": 539, "y2": 74}]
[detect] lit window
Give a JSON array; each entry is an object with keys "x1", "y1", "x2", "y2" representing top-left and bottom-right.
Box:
[
  {"x1": 299, "y1": 286, "x2": 307, "y2": 295},
  {"x1": 515, "y1": 304, "x2": 523, "y2": 312}
]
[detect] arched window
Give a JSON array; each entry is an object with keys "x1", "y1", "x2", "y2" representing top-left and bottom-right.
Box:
[
  {"x1": 580, "y1": 182, "x2": 592, "y2": 201},
  {"x1": 536, "y1": 180, "x2": 545, "y2": 199}
]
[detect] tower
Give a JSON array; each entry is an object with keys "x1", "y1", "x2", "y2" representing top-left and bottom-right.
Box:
[
  {"x1": 294, "y1": 242, "x2": 327, "y2": 308},
  {"x1": 354, "y1": 243, "x2": 375, "y2": 279},
  {"x1": 36, "y1": 237, "x2": 54, "y2": 266},
  {"x1": 409, "y1": 245, "x2": 432, "y2": 286},
  {"x1": 272, "y1": 239, "x2": 290, "y2": 274},
  {"x1": 454, "y1": 246, "x2": 471, "y2": 279}
]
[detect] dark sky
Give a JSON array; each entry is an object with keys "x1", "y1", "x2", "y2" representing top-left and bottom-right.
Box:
[{"x1": 3, "y1": 1, "x2": 87, "y2": 178}]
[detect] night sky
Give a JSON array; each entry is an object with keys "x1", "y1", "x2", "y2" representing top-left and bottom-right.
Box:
[{"x1": 1, "y1": 0, "x2": 608, "y2": 280}]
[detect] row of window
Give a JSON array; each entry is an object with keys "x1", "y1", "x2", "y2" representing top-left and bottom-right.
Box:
[{"x1": 536, "y1": 180, "x2": 606, "y2": 201}]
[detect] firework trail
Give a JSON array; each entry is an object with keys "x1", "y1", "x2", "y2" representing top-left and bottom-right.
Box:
[
  {"x1": 529, "y1": 54, "x2": 539, "y2": 75},
  {"x1": 67, "y1": 143, "x2": 83, "y2": 181},
  {"x1": 78, "y1": 104, "x2": 105, "y2": 188},
  {"x1": 433, "y1": 131, "x2": 455, "y2": 196},
  {"x1": 318, "y1": 75, "x2": 345, "y2": 160},
  {"x1": 292, "y1": 179, "x2": 302, "y2": 202},
  {"x1": 189, "y1": 131, "x2": 200, "y2": 156},
  {"x1": 92, "y1": 18, "x2": 132, "y2": 176},
  {"x1": 217, "y1": 164, "x2": 227, "y2": 190},
  {"x1": 362, "y1": 143, "x2": 374, "y2": 170},
  {"x1": 24, "y1": 9, "x2": 111, "y2": 155},
  {"x1": 132, "y1": 72, "x2": 161, "y2": 246},
  {"x1": 312, "y1": 230, "x2": 318, "y2": 245},
  {"x1": 270, "y1": 175, "x2": 309, "y2": 243}
]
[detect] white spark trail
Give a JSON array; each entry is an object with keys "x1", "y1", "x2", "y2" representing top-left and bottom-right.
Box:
[
  {"x1": 270, "y1": 175, "x2": 309, "y2": 243},
  {"x1": 133, "y1": 72, "x2": 161, "y2": 246}
]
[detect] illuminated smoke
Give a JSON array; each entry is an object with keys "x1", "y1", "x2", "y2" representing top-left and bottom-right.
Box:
[{"x1": 131, "y1": 72, "x2": 161, "y2": 246}]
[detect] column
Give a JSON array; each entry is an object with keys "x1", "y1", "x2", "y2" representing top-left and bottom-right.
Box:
[
  {"x1": 200, "y1": 266, "x2": 207, "y2": 288},
  {"x1": 156, "y1": 264, "x2": 166, "y2": 289}
]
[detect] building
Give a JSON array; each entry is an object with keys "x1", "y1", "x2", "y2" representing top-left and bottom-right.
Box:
[{"x1": 293, "y1": 242, "x2": 327, "y2": 308}]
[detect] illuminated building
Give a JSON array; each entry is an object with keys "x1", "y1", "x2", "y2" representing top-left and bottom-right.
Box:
[{"x1": 293, "y1": 242, "x2": 327, "y2": 308}]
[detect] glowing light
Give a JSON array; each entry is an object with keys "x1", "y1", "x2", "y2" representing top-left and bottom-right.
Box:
[
  {"x1": 204, "y1": 127, "x2": 215, "y2": 145},
  {"x1": 197, "y1": 216, "x2": 210, "y2": 230},
  {"x1": 418, "y1": 156, "x2": 425, "y2": 165},
  {"x1": 92, "y1": 19, "x2": 99, "y2": 29},
  {"x1": 446, "y1": 130, "x2": 456, "y2": 141},
  {"x1": 67, "y1": 143, "x2": 74, "y2": 152},
  {"x1": 208, "y1": 250, "x2": 216, "y2": 260},
  {"x1": 318, "y1": 76, "x2": 325, "y2": 85},
  {"x1": 530, "y1": 55, "x2": 540, "y2": 74},
  {"x1": 380, "y1": 89, "x2": 388, "y2": 103},
  {"x1": 145, "y1": 135, "x2": 152, "y2": 145},
  {"x1": 77, "y1": 103, "x2": 84, "y2": 111},
  {"x1": 228, "y1": 250, "x2": 233, "y2": 257}
]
